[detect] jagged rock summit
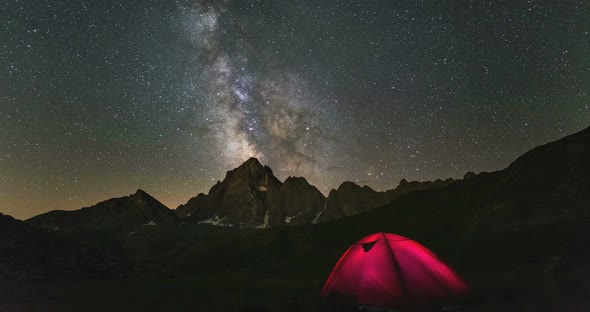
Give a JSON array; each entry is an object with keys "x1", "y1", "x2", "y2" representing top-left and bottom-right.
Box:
[
  {"x1": 176, "y1": 157, "x2": 282, "y2": 227},
  {"x1": 316, "y1": 177, "x2": 456, "y2": 222},
  {"x1": 21, "y1": 126, "x2": 590, "y2": 233},
  {"x1": 176, "y1": 157, "x2": 455, "y2": 228},
  {"x1": 26, "y1": 189, "x2": 178, "y2": 232},
  {"x1": 269, "y1": 176, "x2": 326, "y2": 226},
  {"x1": 22, "y1": 159, "x2": 463, "y2": 232}
]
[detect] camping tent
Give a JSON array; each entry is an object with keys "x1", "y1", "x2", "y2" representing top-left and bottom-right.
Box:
[{"x1": 321, "y1": 233, "x2": 472, "y2": 311}]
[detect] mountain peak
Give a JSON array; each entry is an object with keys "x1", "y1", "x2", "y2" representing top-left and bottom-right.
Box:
[
  {"x1": 25, "y1": 189, "x2": 177, "y2": 232},
  {"x1": 284, "y1": 176, "x2": 310, "y2": 185},
  {"x1": 241, "y1": 157, "x2": 263, "y2": 168},
  {"x1": 337, "y1": 181, "x2": 362, "y2": 191},
  {"x1": 133, "y1": 189, "x2": 149, "y2": 196},
  {"x1": 130, "y1": 189, "x2": 157, "y2": 202},
  {"x1": 463, "y1": 172, "x2": 477, "y2": 180},
  {"x1": 229, "y1": 157, "x2": 277, "y2": 179}
]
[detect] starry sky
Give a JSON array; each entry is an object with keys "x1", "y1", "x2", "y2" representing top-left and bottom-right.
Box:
[{"x1": 1, "y1": 0, "x2": 589, "y2": 220}]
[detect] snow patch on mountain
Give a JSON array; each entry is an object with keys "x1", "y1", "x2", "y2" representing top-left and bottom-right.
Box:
[
  {"x1": 256, "y1": 210, "x2": 270, "y2": 229},
  {"x1": 285, "y1": 211, "x2": 305, "y2": 224},
  {"x1": 199, "y1": 215, "x2": 233, "y2": 227},
  {"x1": 312, "y1": 202, "x2": 327, "y2": 224}
]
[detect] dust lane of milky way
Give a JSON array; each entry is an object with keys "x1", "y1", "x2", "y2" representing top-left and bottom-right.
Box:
[{"x1": 1, "y1": 1, "x2": 589, "y2": 219}]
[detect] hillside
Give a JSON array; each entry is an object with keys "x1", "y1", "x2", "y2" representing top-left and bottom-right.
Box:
[
  {"x1": 26, "y1": 189, "x2": 178, "y2": 233},
  {"x1": 0, "y1": 213, "x2": 124, "y2": 282}
]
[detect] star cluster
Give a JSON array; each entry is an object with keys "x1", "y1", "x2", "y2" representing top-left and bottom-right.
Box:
[{"x1": 1, "y1": 0, "x2": 589, "y2": 219}]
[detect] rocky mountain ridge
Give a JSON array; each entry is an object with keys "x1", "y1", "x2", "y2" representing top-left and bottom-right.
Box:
[
  {"x1": 26, "y1": 189, "x2": 178, "y2": 232},
  {"x1": 26, "y1": 124, "x2": 590, "y2": 231},
  {"x1": 5, "y1": 125, "x2": 589, "y2": 310},
  {"x1": 176, "y1": 158, "x2": 456, "y2": 227}
]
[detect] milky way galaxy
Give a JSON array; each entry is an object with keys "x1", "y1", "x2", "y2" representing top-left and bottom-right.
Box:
[
  {"x1": 1, "y1": 0, "x2": 589, "y2": 219},
  {"x1": 180, "y1": 1, "x2": 335, "y2": 178}
]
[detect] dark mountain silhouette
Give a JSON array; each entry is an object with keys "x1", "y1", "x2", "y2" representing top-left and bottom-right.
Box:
[
  {"x1": 309, "y1": 126, "x2": 590, "y2": 247},
  {"x1": 318, "y1": 182, "x2": 388, "y2": 222},
  {"x1": 22, "y1": 161, "x2": 455, "y2": 232},
  {"x1": 316, "y1": 178, "x2": 455, "y2": 222},
  {"x1": 269, "y1": 176, "x2": 326, "y2": 226},
  {"x1": 176, "y1": 157, "x2": 282, "y2": 227},
  {"x1": 175, "y1": 157, "x2": 453, "y2": 227},
  {"x1": 470, "y1": 125, "x2": 590, "y2": 227},
  {"x1": 5, "y1": 126, "x2": 590, "y2": 311},
  {"x1": 26, "y1": 189, "x2": 178, "y2": 233},
  {"x1": 0, "y1": 213, "x2": 123, "y2": 281},
  {"x1": 318, "y1": 126, "x2": 590, "y2": 231},
  {"x1": 23, "y1": 124, "x2": 590, "y2": 234},
  {"x1": 155, "y1": 126, "x2": 590, "y2": 311},
  {"x1": 386, "y1": 177, "x2": 456, "y2": 198}
]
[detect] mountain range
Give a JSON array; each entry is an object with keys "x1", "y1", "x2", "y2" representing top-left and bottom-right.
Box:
[
  {"x1": 1, "y1": 126, "x2": 589, "y2": 311},
  {"x1": 26, "y1": 158, "x2": 455, "y2": 231},
  {"x1": 175, "y1": 157, "x2": 455, "y2": 227},
  {"x1": 18, "y1": 125, "x2": 590, "y2": 235},
  {"x1": 26, "y1": 189, "x2": 178, "y2": 233}
]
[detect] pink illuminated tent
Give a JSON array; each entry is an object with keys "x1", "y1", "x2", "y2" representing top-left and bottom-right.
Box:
[{"x1": 321, "y1": 233, "x2": 472, "y2": 311}]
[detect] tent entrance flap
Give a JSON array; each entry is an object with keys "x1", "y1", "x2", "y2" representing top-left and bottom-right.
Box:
[{"x1": 361, "y1": 240, "x2": 378, "y2": 252}]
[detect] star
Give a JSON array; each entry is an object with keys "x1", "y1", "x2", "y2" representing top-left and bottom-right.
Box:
[{"x1": 0, "y1": 0, "x2": 589, "y2": 219}]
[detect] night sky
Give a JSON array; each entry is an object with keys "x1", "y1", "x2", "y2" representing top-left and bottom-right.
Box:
[{"x1": 1, "y1": 0, "x2": 589, "y2": 220}]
